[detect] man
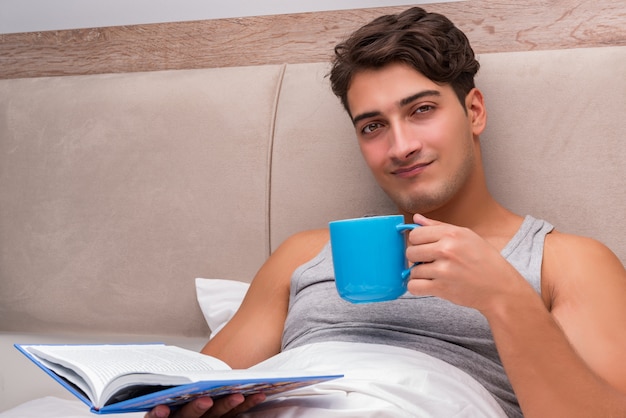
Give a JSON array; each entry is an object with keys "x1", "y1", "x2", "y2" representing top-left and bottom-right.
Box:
[{"x1": 147, "y1": 7, "x2": 626, "y2": 418}]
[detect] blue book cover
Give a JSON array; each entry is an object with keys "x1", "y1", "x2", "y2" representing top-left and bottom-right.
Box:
[{"x1": 15, "y1": 343, "x2": 343, "y2": 414}]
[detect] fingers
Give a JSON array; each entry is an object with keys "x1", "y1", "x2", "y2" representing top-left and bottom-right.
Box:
[
  {"x1": 220, "y1": 393, "x2": 266, "y2": 418},
  {"x1": 412, "y1": 213, "x2": 441, "y2": 226},
  {"x1": 176, "y1": 396, "x2": 217, "y2": 418},
  {"x1": 147, "y1": 397, "x2": 214, "y2": 418},
  {"x1": 407, "y1": 217, "x2": 449, "y2": 248},
  {"x1": 407, "y1": 275, "x2": 437, "y2": 297},
  {"x1": 406, "y1": 216, "x2": 467, "y2": 259},
  {"x1": 406, "y1": 229, "x2": 440, "y2": 265},
  {"x1": 200, "y1": 394, "x2": 244, "y2": 418},
  {"x1": 190, "y1": 393, "x2": 265, "y2": 418},
  {"x1": 145, "y1": 404, "x2": 171, "y2": 418},
  {"x1": 143, "y1": 397, "x2": 215, "y2": 418},
  {"x1": 144, "y1": 393, "x2": 252, "y2": 418}
]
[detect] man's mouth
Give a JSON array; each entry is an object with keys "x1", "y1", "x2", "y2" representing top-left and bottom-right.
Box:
[{"x1": 391, "y1": 161, "x2": 432, "y2": 178}]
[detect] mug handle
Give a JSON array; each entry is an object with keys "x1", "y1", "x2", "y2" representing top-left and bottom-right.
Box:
[
  {"x1": 396, "y1": 223, "x2": 418, "y2": 233},
  {"x1": 396, "y1": 223, "x2": 419, "y2": 280}
]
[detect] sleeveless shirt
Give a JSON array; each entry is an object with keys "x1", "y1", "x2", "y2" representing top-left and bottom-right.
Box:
[{"x1": 281, "y1": 215, "x2": 554, "y2": 418}]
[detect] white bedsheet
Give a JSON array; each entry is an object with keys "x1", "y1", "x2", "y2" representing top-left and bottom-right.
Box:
[
  {"x1": 0, "y1": 397, "x2": 144, "y2": 418},
  {"x1": 244, "y1": 341, "x2": 507, "y2": 417},
  {"x1": 1, "y1": 341, "x2": 507, "y2": 417}
]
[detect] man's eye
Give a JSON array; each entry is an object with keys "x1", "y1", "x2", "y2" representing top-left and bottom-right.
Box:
[
  {"x1": 362, "y1": 122, "x2": 382, "y2": 134},
  {"x1": 414, "y1": 105, "x2": 434, "y2": 114}
]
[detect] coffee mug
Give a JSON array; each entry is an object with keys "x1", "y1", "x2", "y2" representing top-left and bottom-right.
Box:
[{"x1": 329, "y1": 215, "x2": 419, "y2": 303}]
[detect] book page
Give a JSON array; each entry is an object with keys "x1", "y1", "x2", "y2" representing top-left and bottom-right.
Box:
[{"x1": 25, "y1": 344, "x2": 231, "y2": 407}]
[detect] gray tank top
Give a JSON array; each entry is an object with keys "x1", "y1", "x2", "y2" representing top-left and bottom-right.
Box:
[{"x1": 281, "y1": 215, "x2": 554, "y2": 418}]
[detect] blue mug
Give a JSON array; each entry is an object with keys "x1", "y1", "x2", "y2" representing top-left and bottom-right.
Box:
[{"x1": 329, "y1": 215, "x2": 419, "y2": 303}]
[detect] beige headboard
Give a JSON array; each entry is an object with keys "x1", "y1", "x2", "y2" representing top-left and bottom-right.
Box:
[{"x1": 0, "y1": 46, "x2": 624, "y2": 339}]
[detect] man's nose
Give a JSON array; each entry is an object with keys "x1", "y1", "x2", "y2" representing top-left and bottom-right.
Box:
[{"x1": 388, "y1": 123, "x2": 421, "y2": 161}]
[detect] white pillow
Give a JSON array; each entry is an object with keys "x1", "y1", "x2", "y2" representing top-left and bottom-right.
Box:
[{"x1": 195, "y1": 278, "x2": 249, "y2": 339}]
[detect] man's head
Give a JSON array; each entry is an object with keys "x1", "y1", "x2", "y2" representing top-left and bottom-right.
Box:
[
  {"x1": 329, "y1": 7, "x2": 487, "y2": 217},
  {"x1": 329, "y1": 7, "x2": 479, "y2": 117}
]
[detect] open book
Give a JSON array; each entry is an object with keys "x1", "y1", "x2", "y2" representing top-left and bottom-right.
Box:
[{"x1": 15, "y1": 343, "x2": 343, "y2": 414}]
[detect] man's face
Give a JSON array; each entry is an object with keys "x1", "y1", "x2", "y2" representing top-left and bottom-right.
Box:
[{"x1": 346, "y1": 62, "x2": 483, "y2": 216}]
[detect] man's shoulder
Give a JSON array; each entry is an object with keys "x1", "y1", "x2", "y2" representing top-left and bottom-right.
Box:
[
  {"x1": 287, "y1": 228, "x2": 330, "y2": 244},
  {"x1": 271, "y1": 228, "x2": 330, "y2": 268},
  {"x1": 279, "y1": 228, "x2": 330, "y2": 252},
  {"x1": 545, "y1": 230, "x2": 616, "y2": 261},
  {"x1": 543, "y1": 230, "x2": 625, "y2": 291}
]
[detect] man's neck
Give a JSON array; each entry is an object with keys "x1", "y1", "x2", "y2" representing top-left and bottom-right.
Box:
[{"x1": 403, "y1": 191, "x2": 524, "y2": 251}]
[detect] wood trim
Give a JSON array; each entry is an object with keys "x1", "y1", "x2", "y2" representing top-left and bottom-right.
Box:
[{"x1": 1, "y1": 0, "x2": 625, "y2": 79}]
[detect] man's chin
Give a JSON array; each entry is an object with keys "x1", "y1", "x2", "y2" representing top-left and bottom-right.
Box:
[{"x1": 388, "y1": 194, "x2": 439, "y2": 215}]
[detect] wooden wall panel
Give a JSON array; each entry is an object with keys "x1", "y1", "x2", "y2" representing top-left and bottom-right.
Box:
[{"x1": 1, "y1": 0, "x2": 625, "y2": 79}]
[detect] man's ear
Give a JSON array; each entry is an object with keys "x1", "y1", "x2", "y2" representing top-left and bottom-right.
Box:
[{"x1": 466, "y1": 88, "x2": 487, "y2": 136}]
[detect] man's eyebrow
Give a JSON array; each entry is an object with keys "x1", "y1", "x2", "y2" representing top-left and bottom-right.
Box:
[
  {"x1": 400, "y1": 90, "x2": 441, "y2": 107},
  {"x1": 352, "y1": 111, "x2": 381, "y2": 125},
  {"x1": 351, "y1": 89, "x2": 442, "y2": 125}
]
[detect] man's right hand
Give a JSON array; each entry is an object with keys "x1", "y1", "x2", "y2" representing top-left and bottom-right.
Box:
[{"x1": 144, "y1": 393, "x2": 266, "y2": 418}]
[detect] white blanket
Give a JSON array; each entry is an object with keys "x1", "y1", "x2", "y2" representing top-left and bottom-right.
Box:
[
  {"x1": 0, "y1": 397, "x2": 144, "y2": 418},
  {"x1": 1, "y1": 341, "x2": 506, "y2": 417},
  {"x1": 245, "y1": 341, "x2": 507, "y2": 417}
]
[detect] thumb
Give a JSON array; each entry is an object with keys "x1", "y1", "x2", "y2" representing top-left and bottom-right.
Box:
[{"x1": 412, "y1": 213, "x2": 442, "y2": 226}]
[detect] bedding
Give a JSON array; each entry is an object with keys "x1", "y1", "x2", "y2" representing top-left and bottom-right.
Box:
[
  {"x1": 244, "y1": 341, "x2": 507, "y2": 417},
  {"x1": 196, "y1": 279, "x2": 506, "y2": 417},
  {"x1": 0, "y1": 342, "x2": 506, "y2": 417},
  {"x1": 195, "y1": 278, "x2": 250, "y2": 339},
  {"x1": 0, "y1": 397, "x2": 143, "y2": 418},
  {"x1": 2, "y1": 279, "x2": 507, "y2": 417}
]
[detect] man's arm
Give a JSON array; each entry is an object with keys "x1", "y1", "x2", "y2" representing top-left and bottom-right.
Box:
[
  {"x1": 406, "y1": 216, "x2": 626, "y2": 417},
  {"x1": 503, "y1": 232, "x2": 626, "y2": 417},
  {"x1": 145, "y1": 229, "x2": 330, "y2": 418},
  {"x1": 201, "y1": 228, "x2": 329, "y2": 367}
]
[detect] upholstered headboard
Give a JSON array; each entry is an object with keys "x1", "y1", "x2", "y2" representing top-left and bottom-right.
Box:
[{"x1": 0, "y1": 46, "x2": 624, "y2": 339}]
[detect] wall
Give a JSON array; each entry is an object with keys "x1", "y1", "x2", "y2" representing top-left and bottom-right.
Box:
[
  {"x1": 0, "y1": 0, "x2": 625, "y2": 79},
  {"x1": 0, "y1": 0, "x2": 626, "y2": 78},
  {"x1": 0, "y1": 0, "x2": 456, "y2": 34}
]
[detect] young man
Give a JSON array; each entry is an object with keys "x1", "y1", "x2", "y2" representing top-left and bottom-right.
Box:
[{"x1": 147, "y1": 7, "x2": 626, "y2": 418}]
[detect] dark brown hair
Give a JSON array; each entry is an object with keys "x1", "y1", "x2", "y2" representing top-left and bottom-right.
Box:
[{"x1": 330, "y1": 7, "x2": 480, "y2": 116}]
